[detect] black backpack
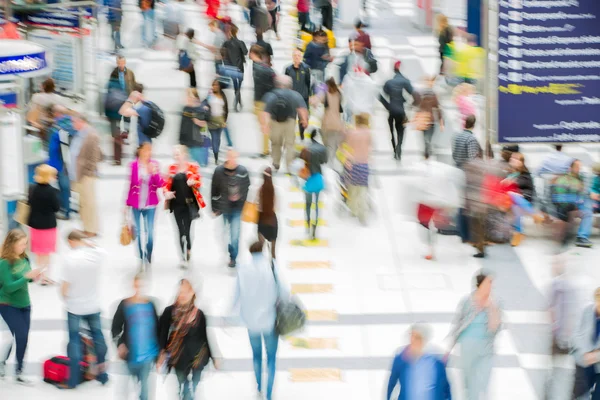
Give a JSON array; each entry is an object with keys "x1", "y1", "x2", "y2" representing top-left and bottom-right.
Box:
[
  {"x1": 272, "y1": 92, "x2": 289, "y2": 123},
  {"x1": 142, "y1": 101, "x2": 165, "y2": 139}
]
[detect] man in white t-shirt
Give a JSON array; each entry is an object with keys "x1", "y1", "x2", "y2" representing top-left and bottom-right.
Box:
[{"x1": 60, "y1": 230, "x2": 108, "y2": 388}]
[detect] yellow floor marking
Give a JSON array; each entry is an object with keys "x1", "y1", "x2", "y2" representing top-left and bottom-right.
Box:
[
  {"x1": 305, "y1": 310, "x2": 338, "y2": 321},
  {"x1": 289, "y1": 239, "x2": 329, "y2": 247},
  {"x1": 290, "y1": 368, "x2": 342, "y2": 382},
  {"x1": 288, "y1": 337, "x2": 339, "y2": 350},
  {"x1": 289, "y1": 261, "x2": 332, "y2": 269},
  {"x1": 291, "y1": 284, "x2": 333, "y2": 294},
  {"x1": 289, "y1": 202, "x2": 324, "y2": 209},
  {"x1": 287, "y1": 219, "x2": 326, "y2": 227}
]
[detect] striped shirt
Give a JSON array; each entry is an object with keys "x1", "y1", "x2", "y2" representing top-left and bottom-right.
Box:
[{"x1": 452, "y1": 130, "x2": 481, "y2": 168}]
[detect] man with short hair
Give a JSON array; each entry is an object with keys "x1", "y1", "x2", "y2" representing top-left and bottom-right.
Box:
[
  {"x1": 60, "y1": 230, "x2": 109, "y2": 388},
  {"x1": 260, "y1": 75, "x2": 308, "y2": 172},
  {"x1": 119, "y1": 83, "x2": 153, "y2": 145},
  {"x1": 250, "y1": 45, "x2": 276, "y2": 156},
  {"x1": 339, "y1": 38, "x2": 378, "y2": 82},
  {"x1": 386, "y1": 323, "x2": 451, "y2": 400},
  {"x1": 73, "y1": 114, "x2": 102, "y2": 237},
  {"x1": 284, "y1": 49, "x2": 311, "y2": 140},
  {"x1": 107, "y1": 55, "x2": 137, "y2": 165},
  {"x1": 451, "y1": 114, "x2": 481, "y2": 169},
  {"x1": 303, "y1": 30, "x2": 331, "y2": 84},
  {"x1": 211, "y1": 150, "x2": 251, "y2": 268}
]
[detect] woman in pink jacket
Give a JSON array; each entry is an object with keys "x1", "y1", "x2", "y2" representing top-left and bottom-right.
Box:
[{"x1": 125, "y1": 142, "x2": 165, "y2": 268}]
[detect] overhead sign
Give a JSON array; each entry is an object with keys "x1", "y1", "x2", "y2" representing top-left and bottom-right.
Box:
[
  {"x1": 497, "y1": 0, "x2": 600, "y2": 143},
  {"x1": 0, "y1": 51, "x2": 47, "y2": 75},
  {"x1": 17, "y1": 8, "x2": 93, "y2": 32},
  {"x1": 0, "y1": 92, "x2": 18, "y2": 108}
]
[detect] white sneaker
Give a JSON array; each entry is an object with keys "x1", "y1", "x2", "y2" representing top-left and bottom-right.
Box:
[{"x1": 15, "y1": 374, "x2": 33, "y2": 386}]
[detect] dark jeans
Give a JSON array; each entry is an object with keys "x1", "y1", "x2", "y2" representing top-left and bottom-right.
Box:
[
  {"x1": 109, "y1": 118, "x2": 123, "y2": 164},
  {"x1": 457, "y1": 208, "x2": 471, "y2": 243},
  {"x1": 132, "y1": 207, "x2": 156, "y2": 263},
  {"x1": 0, "y1": 305, "x2": 31, "y2": 373},
  {"x1": 67, "y1": 312, "x2": 108, "y2": 388},
  {"x1": 223, "y1": 210, "x2": 242, "y2": 262},
  {"x1": 209, "y1": 127, "x2": 223, "y2": 163},
  {"x1": 423, "y1": 125, "x2": 435, "y2": 157},
  {"x1": 173, "y1": 205, "x2": 194, "y2": 258},
  {"x1": 305, "y1": 191, "x2": 321, "y2": 237},
  {"x1": 269, "y1": 9, "x2": 278, "y2": 33},
  {"x1": 176, "y1": 368, "x2": 202, "y2": 400},
  {"x1": 388, "y1": 112, "x2": 406, "y2": 160},
  {"x1": 320, "y1": 5, "x2": 333, "y2": 30},
  {"x1": 58, "y1": 168, "x2": 71, "y2": 218},
  {"x1": 298, "y1": 11, "x2": 309, "y2": 31},
  {"x1": 188, "y1": 67, "x2": 197, "y2": 88}
]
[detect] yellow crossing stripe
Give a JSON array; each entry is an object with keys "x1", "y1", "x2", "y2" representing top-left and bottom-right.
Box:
[
  {"x1": 289, "y1": 202, "x2": 324, "y2": 209},
  {"x1": 305, "y1": 310, "x2": 338, "y2": 321},
  {"x1": 290, "y1": 368, "x2": 342, "y2": 382},
  {"x1": 287, "y1": 219, "x2": 326, "y2": 227},
  {"x1": 288, "y1": 337, "x2": 339, "y2": 350},
  {"x1": 291, "y1": 284, "x2": 333, "y2": 294},
  {"x1": 289, "y1": 261, "x2": 332, "y2": 269},
  {"x1": 289, "y1": 239, "x2": 329, "y2": 247}
]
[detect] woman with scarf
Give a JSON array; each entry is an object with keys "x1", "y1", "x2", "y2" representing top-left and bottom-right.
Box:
[{"x1": 158, "y1": 279, "x2": 219, "y2": 400}]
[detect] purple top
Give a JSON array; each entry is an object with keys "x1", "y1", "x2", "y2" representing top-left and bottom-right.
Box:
[{"x1": 126, "y1": 160, "x2": 165, "y2": 209}]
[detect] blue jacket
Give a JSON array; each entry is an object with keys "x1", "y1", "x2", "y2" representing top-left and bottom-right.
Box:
[
  {"x1": 47, "y1": 116, "x2": 76, "y2": 173},
  {"x1": 303, "y1": 41, "x2": 329, "y2": 71},
  {"x1": 104, "y1": 0, "x2": 123, "y2": 22},
  {"x1": 387, "y1": 348, "x2": 452, "y2": 400}
]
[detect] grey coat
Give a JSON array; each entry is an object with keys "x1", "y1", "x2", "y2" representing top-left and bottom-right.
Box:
[
  {"x1": 448, "y1": 293, "x2": 502, "y2": 355},
  {"x1": 574, "y1": 304, "x2": 600, "y2": 372}
]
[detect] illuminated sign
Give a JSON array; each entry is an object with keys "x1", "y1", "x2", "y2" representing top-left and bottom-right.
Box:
[{"x1": 0, "y1": 52, "x2": 47, "y2": 75}]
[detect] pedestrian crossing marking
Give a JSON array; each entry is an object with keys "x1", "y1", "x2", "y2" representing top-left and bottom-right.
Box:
[
  {"x1": 290, "y1": 368, "x2": 342, "y2": 382},
  {"x1": 290, "y1": 239, "x2": 329, "y2": 247},
  {"x1": 289, "y1": 202, "x2": 324, "y2": 209},
  {"x1": 289, "y1": 261, "x2": 332, "y2": 269},
  {"x1": 291, "y1": 284, "x2": 333, "y2": 294},
  {"x1": 287, "y1": 219, "x2": 326, "y2": 227},
  {"x1": 288, "y1": 337, "x2": 339, "y2": 350},
  {"x1": 305, "y1": 310, "x2": 338, "y2": 321}
]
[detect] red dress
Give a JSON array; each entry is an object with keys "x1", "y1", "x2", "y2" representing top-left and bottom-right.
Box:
[{"x1": 164, "y1": 163, "x2": 206, "y2": 208}]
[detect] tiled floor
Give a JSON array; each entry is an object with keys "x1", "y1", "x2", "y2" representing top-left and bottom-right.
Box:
[{"x1": 2, "y1": 0, "x2": 598, "y2": 399}]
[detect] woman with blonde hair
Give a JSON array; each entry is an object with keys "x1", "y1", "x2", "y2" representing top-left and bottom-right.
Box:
[
  {"x1": 28, "y1": 164, "x2": 60, "y2": 285},
  {"x1": 437, "y1": 14, "x2": 453, "y2": 75},
  {"x1": 0, "y1": 229, "x2": 43, "y2": 383},
  {"x1": 163, "y1": 145, "x2": 206, "y2": 268}
]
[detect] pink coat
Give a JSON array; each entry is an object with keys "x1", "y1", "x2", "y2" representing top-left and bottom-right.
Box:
[
  {"x1": 456, "y1": 95, "x2": 477, "y2": 129},
  {"x1": 126, "y1": 160, "x2": 165, "y2": 209}
]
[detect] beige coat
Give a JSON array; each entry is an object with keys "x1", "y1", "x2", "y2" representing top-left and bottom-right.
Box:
[
  {"x1": 321, "y1": 91, "x2": 344, "y2": 133},
  {"x1": 77, "y1": 130, "x2": 102, "y2": 182}
]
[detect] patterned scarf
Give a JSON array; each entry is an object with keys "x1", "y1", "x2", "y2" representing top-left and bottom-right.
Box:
[{"x1": 166, "y1": 301, "x2": 199, "y2": 368}]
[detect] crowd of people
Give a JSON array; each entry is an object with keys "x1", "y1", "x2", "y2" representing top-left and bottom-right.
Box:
[{"x1": 4, "y1": 1, "x2": 600, "y2": 400}]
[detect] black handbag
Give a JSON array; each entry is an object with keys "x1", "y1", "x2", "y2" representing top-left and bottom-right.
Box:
[{"x1": 271, "y1": 261, "x2": 306, "y2": 336}]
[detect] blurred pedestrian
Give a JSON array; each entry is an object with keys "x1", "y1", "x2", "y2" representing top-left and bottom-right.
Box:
[
  {"x1": 266, "y1": 0, "x2": 280, "y2": 41},
  {"x1": 211, "y1": 149, "x2": 250, "y2": 268},
  {"x1": 158, "y1": 279, "x2": 220, "y2": 400},
  {"x1": 60, "y1": 230, "x2": 109, "y2": 389},
  {"x1": 27, "y1": 78, "x2": 63, "y2": 143},
  {"x1": 386, "y1": 323, "x2": 452, "y2": 400},
  {"x1": 342, "y1": 113, "x2": 371, "y2": 225},
  {"x1": 105, "y1": 0, "x2": 124, "y2": 50},
  {"x1": 179, "y1": 88, "x2": 210, "y2": 167},
  {"x1": 436, "y1": 14, "x2": 453, "y2": 75},
  {"x1": 177, "y1": 29, "x2": 200, "y2": 88},
  {"x1": 351, "y1": 19, "x2": 372, "y2": 49},
  {"x1": 452, "y1": 83, "x2": 477, "y2": 129},
  {"x1": 222, "y1": 24, "x2": 248, "y2": 111},
  {"x1": 320, "y1": 77, "x2": 344, "y2": 162},
  {"x1": 126, "y1": 143, "x2": 164, "y2": 269},
  {"x1": 111, "y1": 273, "x2": 160, "y2": 400},
  {"x1": 448, "y1": 271, "x2": 502, "y2": 400},
  {"x1": 314, "y1": 0, "x2": 333, "y2": 30},
  {"x1": 162, "y1": 0, "x2": 184, "y2": 41},
  {"x1": 73, "y1": 114, "x2": 103, "y2": 238},
  {"x1": 255, "y1": 29, "x2": 274, "y2": 66},
  {"x1": 119, "y1": 83, "x2": 154, "y2": 145},
  {"x1": 198, "y1": 20, "x2": 227, "y2": 72},
  {"x1": 107, "y1": 55, "x2": 137, "y2": 164},
  {"x1": 304, "y1": 30, "x2": 331, "y2": 85},
  {"x1": 206, "y1": 79, "x2": 229, "y2": 164},
  {"x1": 339, "y1": 39, "x2": 378, "y2": 82},
  {"x1": 342, "y1": 65, "x2": 378, "y2": 127},
  {"x1": 451, "y1": 114, "x2": 480, "y2": 169},
  {"x1": 250, "y1": 44, "x2": 276, "y2": 157},
  {"x1": 301, "y1": 129, "x2": 328, "y2": 240},
  {"x1": 139, "y1": 0, "x2": 157, "y2": 48},
  {"x1": 233, "y1": 240, "x2": 288, "y2": 400},
  {"x1": 573, "y1": 287, "x2": 600, "y2": 399},
  {"x1": 0, "y1": 229, "x2": 43, "y2": 384},
  {"x1": 257, "y1": 167, "x2": 278, "y2": 259},
  {"x1": 379, "y1": 60, "x2": 417, "y2": 160},
  {"x1": 297, "y1": 0, "x2": 310, "y2": 32},
  {"x1": 260, "y1": 75, "x2": 308, "y2": 172},
  {"x1": 163, "y1": 146, "x2": 206, "y2": 268},
  {"x1": 28, "y1": 164, "x2": 60, "y2": 285},
  {"x1": 415, "y1": 76, "x2": 443, "y2": 157},
  {"x1": 284, "y1": 49, "x2": 312, "y2": 141}
]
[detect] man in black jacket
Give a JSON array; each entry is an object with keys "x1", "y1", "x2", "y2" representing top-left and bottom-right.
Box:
[
  {"x1": 211, "y1": 149, "x2": 250, "y2": 268},
  {"x1": 284, "y1": 49, "x2": 311, "y2": 140},
  {"x1": 251, "y1": 45, "x2": 276, "y2": 156},
  {"x1": 222, "y1": 25, "x2": 248, "y2": 111}
]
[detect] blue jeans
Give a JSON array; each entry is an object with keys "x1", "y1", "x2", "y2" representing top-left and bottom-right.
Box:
[
  {"x1": 577, "y1": 196, "x2": 593, "y2": 240},
  {"x1": 175, "y1": 368, "x2": 202, "y2": 400},
  {"x1": 457, "y1": 208, "x2": 470, "y2": 242},
  {"x1": 58, "y1": 169, "x2": 71, "y2": 217},
  {"x1": 128, "y1": 361, "x2": 153, "y2": 400},
  {"x1": 509, "y1": 192, "x2": 535, "y2": 234},
  {"x1": 224, "y1": 127, "x2": 233, "y2": 147},
  {"x1": 209, "y1": 128, "x2": 223, "y2": 163},
  {"x1": 67, "y1": 312, "x2": 108, "y2": 388},
  {"x1": 138, "y1": 130, "x2": 152, "y2": 145},
  {"x1": 132, "y1": 208, "x2": 156, "y2": 262},
  {"x1": 141, "y1": 9, "x2": 156, "y2": 47},
  {"x1": 189, "y1": 146, "x2": 208, "y2": 167},
  {"x1": 248, "y1": 329, "x2": 279, "y2": 400},
  {"x1": 223, "y1": 210, "x2": 242, "y2": 262},
  {"x1": 0, "y1": 305, "x2": 30, "y2": 374}
]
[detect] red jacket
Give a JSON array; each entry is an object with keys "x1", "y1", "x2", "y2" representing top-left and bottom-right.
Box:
[
  {"x1": 163, "y1": 163, "x2": 206, "y2": 208},
  {"x1": 297, "y1": 0, "x2": 310, "y2": 12}
]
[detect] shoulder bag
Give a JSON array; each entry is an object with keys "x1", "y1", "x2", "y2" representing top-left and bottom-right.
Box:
[
  {"x1": 271, "y1": 261, "x2": 306, "y2": 336},
  {"x1": 241, "y1": 189, "x2": 259, "y2": 224}
]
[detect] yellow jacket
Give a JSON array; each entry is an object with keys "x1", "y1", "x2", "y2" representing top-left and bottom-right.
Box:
[{"x1": 447, "y1": 42, "x2": 484, "y2": 80}]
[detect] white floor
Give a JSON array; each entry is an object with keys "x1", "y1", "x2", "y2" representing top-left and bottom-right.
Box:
[{"x1": 2, "y1": 0, "x2": 596, "y2": 399}]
